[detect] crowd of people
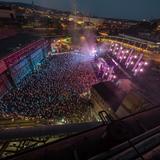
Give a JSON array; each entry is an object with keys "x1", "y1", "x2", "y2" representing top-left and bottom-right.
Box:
[{"x1": 1, "y1": 53, "x2": 99, "y2": 123}]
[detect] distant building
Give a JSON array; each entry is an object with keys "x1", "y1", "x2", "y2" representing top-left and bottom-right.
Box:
[
  {"x1": 0, "y1": 6, "x2": 16, "y2": 24},
  {"x1": 108, "y1": 34, "x2": 160, "y2": 53},
  {"x1": 119, "y1": 34, "x2": 160, "y2": 53},
  {"x1": 99, "y1": 34, "x2": 160, "y2": 59},
  {"x1": 69, "y1": 15, "x2": 104, "y2": 25},
  {"x1": 98, "y1": 18, "x2": 138, "y2": 35}
]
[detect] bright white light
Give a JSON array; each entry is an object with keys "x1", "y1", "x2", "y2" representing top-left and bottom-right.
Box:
[
  {"x1": 92, "y1": 49, "x2": 96, "y2": 54},
  {"x1": 123, "y1": 56, "x2": 127, "y2": 59},
  {"x1": 140, "y1": 68, "x2": 144, "y2": 72},
  {"x1": 120, "y1": 47, "x2": 123, "y2": 50},
  {"x1": 134, "y1": 55, "x2": 137, "y2": 59},
  {"x1": 131, "y1": 61, "x2": 134, "y2": 65},
  {"x1": 126, "y1": 50, "x2": 129, "y2": 53},
  {"x1": 97, "y1": 63, "x2": 101, "y2": 69},
  {"x1": 135, "y1": 69, "x2": 138, "y2": 72},
  {"x1": 144, "y1": 62, "x2": 148, "y2": 66},
  {"x1": 61, "y1": 118, "x2": 65, "y2": 123},
  {"x1": 113, "y1": 75, "x2": 116, "y2": 79}
]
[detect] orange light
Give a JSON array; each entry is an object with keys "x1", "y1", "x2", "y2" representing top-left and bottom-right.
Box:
[{"x1": 80, "y1": 36, "x2": 86, "y2": 41}]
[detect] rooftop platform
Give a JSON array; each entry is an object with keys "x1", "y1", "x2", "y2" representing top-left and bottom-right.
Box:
[{"x1": 92, "y1": 82, "x2": 126, "y2": 111}]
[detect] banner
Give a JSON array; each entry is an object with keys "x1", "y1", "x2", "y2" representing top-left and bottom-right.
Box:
[
  {"x1": 10, "y1": 58, "x2": 31, "y2": 84},
  {"x1": 31, "y1": 48, "x2": 44, "y2": 69}
]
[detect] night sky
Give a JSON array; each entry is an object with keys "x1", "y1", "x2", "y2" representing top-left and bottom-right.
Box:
[{"x1": 3, "y1": 0, "x2": 160, "y2": 20}]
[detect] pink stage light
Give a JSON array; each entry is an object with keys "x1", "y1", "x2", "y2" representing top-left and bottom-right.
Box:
[
  {"x1": 138, "y1": 63, "x2": 142, "y2": 66},
  {"x1": 113, "y1": 75, "x2": 116, "y2": 79},
  {"x1": 134, "y1": 55, "x2": 137, "y2": 59},
  {"x1": 92, "y1": 49, "x2": 96, "y2": 54}
]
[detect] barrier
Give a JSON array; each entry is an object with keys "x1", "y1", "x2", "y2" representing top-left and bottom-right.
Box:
[{"x1": 0, "y1": 60, "x2": 7, "y2": 74}]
